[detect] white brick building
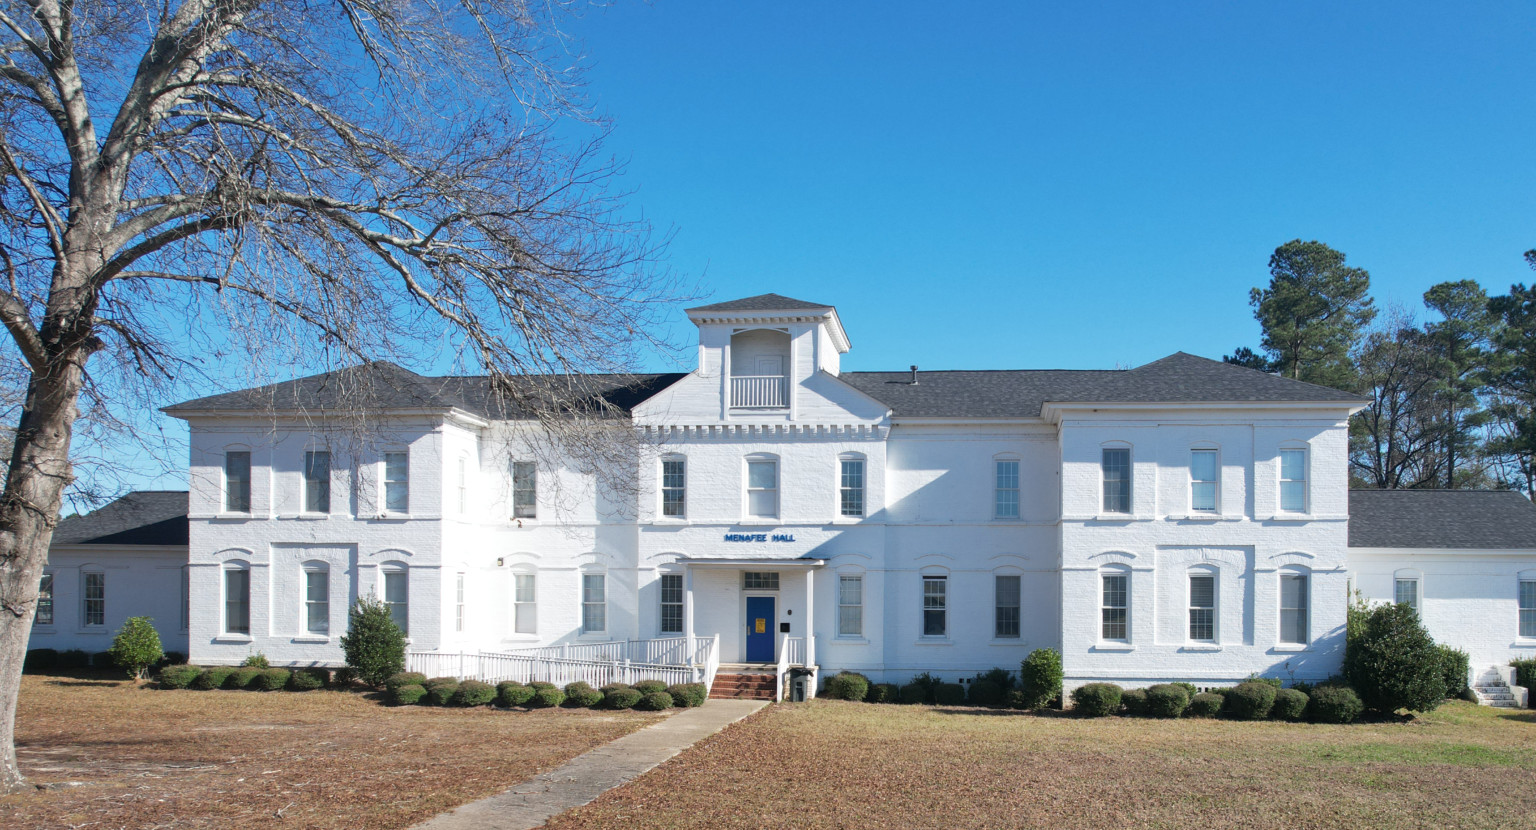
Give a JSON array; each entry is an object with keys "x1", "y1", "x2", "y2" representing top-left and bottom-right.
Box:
[{"x1": 30, "y1": 294, "x2": 1536, "y2": 694}]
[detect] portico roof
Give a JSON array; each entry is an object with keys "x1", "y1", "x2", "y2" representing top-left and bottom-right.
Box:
[{"x1": 674, "y1": 556, "x2": 825, "y2": 568}]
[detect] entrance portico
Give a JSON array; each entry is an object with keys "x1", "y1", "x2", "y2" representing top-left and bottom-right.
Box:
[{"x1": 678, "y1": 557, "x2": 823, "y2": 669}]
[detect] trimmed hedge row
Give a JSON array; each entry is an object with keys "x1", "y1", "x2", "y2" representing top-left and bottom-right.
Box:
[
  {"x1": 1058, "y1": 680, "x2": 1365, "y2": 723},
  {"x1": 165, "y1": 664, "x2": 335, "y2": 692},
  {"x1": 379, "y1": 677, "x2": 708, "y2": 711}
]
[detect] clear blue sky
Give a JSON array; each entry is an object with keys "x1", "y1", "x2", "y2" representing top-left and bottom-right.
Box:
[{"x1": 564, "y1": 1, "x2": 1536, "y2": 372}]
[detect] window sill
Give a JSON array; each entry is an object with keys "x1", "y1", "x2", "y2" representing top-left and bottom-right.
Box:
[
  {"x1": 509, "y1": 517, "x2": 539, "y2": 527},
  {"x1": 1180, "y1": 643, "x2": 1223, "y2": 652},
  {"x1": 913, "y1": 637, "x2": 953, "y2": 646},
  {"x1": 1091, "y1": 642, "x2": 1135, "y2": 652},
  {"x1": 1270, "y1": 644, "x2": 1310, "y2": 653},
  {"x1": 1092, "y1": 514, "x2": 1136, "y2": 522},
  {"x1": 1265, "y1": 514, "x2": 1314, "y2": 522},
  {"x1": 73, "y1": 629, "x2": 108, "y2": 636},
  {"x1": 214, "y1": 635, "x2": 253, "y2": 644},
  {"x1": 737, "y1": 518, "x2": 781, "y2": 526},
  {"x1": 1172, "y1": 513, "x2": 1230, "y2": 522},
  {"x1": 829, "y1": 517, "x2": 865, "y2": 524},
  {"x1": 277, "y1": 513, "x2": 330, "y2": 521},
  {"x1": 833, "y1": 636, "x2": 869, "y2": 645},
  {"x1": 370, "y1": 513, "x2": 413, "y2": 522},
  {"x1": 291, "y1": 635, "x2": 331, "y2": 644},
  {"x1": 31, "y1": 626, "x2": 54, "y2": 633},
  {"x1": 578, "y1": 632, "x2": 609, "y2": 639},
  {"x1": 502, "y1": 635, "x2": 540, "y2": 643},
  {"x1": 652, "y1": 517, "x2": 690, "y2": 525},
  {"x1": 215, "y1": 512, "x2": 255, "y2": 521}
]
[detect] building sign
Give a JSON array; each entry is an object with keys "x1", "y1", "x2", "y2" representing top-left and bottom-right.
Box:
[{"x1": 723, "y1": 533, "x2": 797, "y2": 543}]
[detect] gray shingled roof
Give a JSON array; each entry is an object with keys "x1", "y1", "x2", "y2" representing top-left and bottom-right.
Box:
[
  {"x1": 53, "y1": 491, "x2": 189, "y2": 546},
  {"x1": 686, "y1": 293, "x2": 832, "y2": 313},
  {"x1": 840, "y1": 352, "x2": 1364, "y2": 418},
  {"x1": 1348, "y1": 489, "x2": 1536, "y2": 549}
]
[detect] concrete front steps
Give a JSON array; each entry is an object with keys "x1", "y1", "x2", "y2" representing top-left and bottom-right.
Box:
[
  {"x1": 710, "y1": 672, "x2": 777, "y2": 701},
  {"x1": 1472, "y1": 666, "x2": 1529, "y2": 709}
]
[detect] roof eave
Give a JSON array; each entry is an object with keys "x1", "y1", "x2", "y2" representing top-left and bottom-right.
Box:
[{"x1": 1039, "y1": 399, "x2": 1367, "y2": 424}]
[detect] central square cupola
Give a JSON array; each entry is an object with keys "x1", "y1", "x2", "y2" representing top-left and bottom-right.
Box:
[{"x1": 685, "y1": 293, "x2": 851, "y2": 415}]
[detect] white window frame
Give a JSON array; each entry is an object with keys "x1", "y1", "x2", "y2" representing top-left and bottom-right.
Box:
[
  {"x1": 455, "y1": 572, "x2": 466, "y2": 633},
  {"x1": 659, "y1": 573, "x2": 684, "y2": 634},
  {"x1": 1189, "y1": 448, "x2": 1218, "y2": 514},
  {"x1": 581, "y1": 572, "x2": 607, "y2": 634},
  {"x1": 1279, "y1": 570, "x2": 1310, "y2": 645},
  {"x1": 839, "y1": 454, "x2": 866, "y2": 518},
  {"x1": 513, "y1": 572, "x2": 537, "y2": 635},
  {"x1": 994, "y1": 458, "x2": 1020, "y2": 519},
  {"x1": 456, "y1": 456, "x2": 468, "y2": 515},
  {"x1": 1100, "y1": 570, "x2": 1129, "y2": 642},
  {"x1": 1518, "y1": 579, "x2": 1535, "y2": 639},
  {"x1": 225, "y1": 449, "x2": 252, "y2": 513},
  {"x1": 661, "y1": 456, "x2": 687, "y2": 519},
  {"x1": 303, "y1": 449, "x2": 331, "y2": 514},
  {"x1": 745, "y1": 455, "x2": 779, "y2": 520},
  {"x1": 995, "y1": 573, "x2": 1021, "y2": 639},
  {"x1": 36, "y1": 572, "x2": 53, "y2": 627},
  {"x1": 1279, "y1": 447, "x2": 1309, "y2": 514},
  {"x1": 921, "y1": 574, "x2": 947, "y2": 637},
  {"x1": 1101, "y1": 446, "x2": 1132, "y2": 514},
  {"x1": 383, "y1": 450, "x2": 409, "y2": 515},
  {"x1": 303, "y1": 565, "x2": 329, "y2": 635},
  {"x1": 838, "y1": 574, "x2": 863, "y2": 638},
  {"x1": 180, "y1": 565, "x2": 190, "y2": 632},
  {"x1": 223, "y1": 565, "x2": 249, "y2": 635},
  {"x1": 1188, "y1": 570, "x2": 1216, "y2": 643},
  {"x1": 512, "y1": 461, "x2": 537, "y2": 519},
  {"x1": 1394, "y1": 577, "x2": 1420, "y2": 613},
  {"x1": 382, "y1": 566, "x2": 409, "y2": 636},
  {"x1": 82, "y1": 570, "x2": 106, "y2": 628}
]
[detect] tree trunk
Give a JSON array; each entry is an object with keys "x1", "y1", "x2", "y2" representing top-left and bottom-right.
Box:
[{"x1": 0, "y1": 353, "x2": 89, "y2": 792}]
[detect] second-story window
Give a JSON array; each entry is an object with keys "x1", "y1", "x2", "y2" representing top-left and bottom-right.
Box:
[
  {"x1": 384, "y1": 451, "x2": 409, "y2": 513},
  {"x1": 661, "y1": 458, "x2": 686, "y2": 518},
  {"x1": 840, "y1": 456, "x2": 865, "y2": 517},
  {"x1": 747, "y1": 457, "x2": 778, "y2": 519},
  {"x1": 513, "y1": 461, "x2": 537, "y2": 519},
  {"x1": 225, "y1": 451, "x2": 251, "y2": 513},
  {"x1": 304, "y1": 450, "x2": 331, "y2": 514},
  {"x1": 1190, "y1": 449, "x2": 1217, "y2": 513},
  {"x1": 456, "y1": 457, "x2": 468, "y2": 514},
  {"x1": 995, "y1": 459, "x2": 1020, "y2": 518},
  {"x1": 1280, "y1": 448, "x2": 1308, "y2": 513},
  {"x1": 1102, "y1": 448, "x2": 1131, "y2": 514}
]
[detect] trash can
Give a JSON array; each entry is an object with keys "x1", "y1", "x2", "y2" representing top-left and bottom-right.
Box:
[{"x1": 789, "y1": 668, "x2": 813, "y2": 702}]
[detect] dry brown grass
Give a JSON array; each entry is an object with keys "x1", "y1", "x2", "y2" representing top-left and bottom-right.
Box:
[
  {"x1": 0, "y1": 672, "x2": 664, "y2": 829},
  {"x1": 545, "y1": 699, "x2": 1536, "y2": 830}
]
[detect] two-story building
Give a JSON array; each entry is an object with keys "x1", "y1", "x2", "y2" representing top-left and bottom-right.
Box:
[{"x1": 30, "y1": 293, "x2": 1536, "y2": 698}]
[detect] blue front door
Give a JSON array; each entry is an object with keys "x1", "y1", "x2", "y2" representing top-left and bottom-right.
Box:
[{"x1": 746, "y1": 596, "x2": 775, "y2": 663}]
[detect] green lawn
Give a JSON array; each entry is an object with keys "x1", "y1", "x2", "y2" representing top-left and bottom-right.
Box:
[{"x1": 545, "y1": 699, "x2": 1536, "y2": 829}]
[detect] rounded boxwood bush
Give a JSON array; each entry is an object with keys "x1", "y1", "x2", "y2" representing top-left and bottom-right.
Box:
[
  {"x1": 1271, "y1": 688, "x2": 1309, "y2": 721},
  {"x1": 392, "y1": 683, "x2": 427, "y2": 706},
  {"x1": 604, "y1": 687, "x2": 643, "y2": 710},
  {"x1": 1222, "y1": 681, "x2": 1277, "y2": 720},
  {"x1": 227, "y1": 667, "x2": 263, "y2": 690},
  {"x1": 825, "y1": 671, "x2": 870, "y2": 701},
  {"x1": 192, "y1": 666, "x2": 235, "y2": 690},
  {"x1": 1306, "y1": 686, "x2": 1363, "y2": 724},
  {"x1": 867, "y1": 683, "x2": 899, "y2": 704},
  {"x1": 108, "y1": 616, "x2": 164, "y2": 679},
  {"x1": 563, "y1": 681, "x2": 604, "y2": 708},
  {"x1": 157, "y1": 664, "x2": 202, "y2": 689},
  {"x1": 530, "y1": 686, "x2": 566, "y2": 708},
  {"x1": 599, "y1": 682, "x2": 631, "y2": 694},
  {"x1": 898, "y1": 683, "x2": 926, "y2": 704},
  {"x1": 425, "y1": 680, "x2": 460, "y2": 706},
  {"x1": 1145, "y1": 684, "x2": 1190, "y2": 719},
  {"x1": 667, "y1": 683, "x2": 707, "y2": 708},
  {"x1": 968, "y1": 679, "x2": 1005, "y2": 707},
  {"x1": 332, "y1": 667, "x2": 359, "y2": 687},
  {"x1": 635, "y1": 691, "x2": 675, "y2": 711},
  {"x1": 1070, "y1": 683, "x2": 1123, "y2": 717},
  {"x1": 23, "y1": 648, "x2": 59, "y2": 674},
  {"x1": 255, "y1": 668, "x2": 291, "y2": 691},
  {"x1": 1006, "y1": 689, "x2": 1030, "y2": 710},
  {"x1": 453, "y1": 679, "x2": 496, "y2": 707},
  {"x1": 1172, "y1": 681, "x2": 1198, "y2": 700},
  {"x1": 934, "y1": 683, "x2": 966, "y2": 706},
  {"x1": 287, "y1": 667, "x2": 330, "y2": 691},
  {"x1": 497, "y1": 681, "x2": 536, "y2": 707},
  {"x1": 530, "y1": 681, "x2": 558, "y2": 692},
  {"x1": 1120, "y1": 688, "x2": 1148, "y2": 716},
  {"x1": 1185, "y1": 692, "x2": 1224, "y2": 717},
  {"x1": 632, "y1": 679, "x2": 668, "y2": 695},
  {"x1": 1019, "y1": 648, "x2": 1064, "y2": 710},
  {"x1": 385, "y1": 672, "x2": 428, "y2": 693}
]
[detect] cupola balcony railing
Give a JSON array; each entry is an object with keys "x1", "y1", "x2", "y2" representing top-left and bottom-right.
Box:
[{"x1": 731, "y1": 374, "x2": 788, "y2": 408}]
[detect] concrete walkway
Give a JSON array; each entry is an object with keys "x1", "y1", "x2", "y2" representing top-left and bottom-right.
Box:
[{"x1": 414, "y1": 699, "x2": 767, "y2": 830}]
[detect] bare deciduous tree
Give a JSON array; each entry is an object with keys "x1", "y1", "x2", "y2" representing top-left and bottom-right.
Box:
[{"x1": 0, "y1": 0, "x2": 678, "y2": 791}]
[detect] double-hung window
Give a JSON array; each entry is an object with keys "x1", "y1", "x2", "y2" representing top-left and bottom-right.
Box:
[
  {"x1": 383, "y1": 569, "x2": 409, "y2": 635},
  {"x1": 36, "y1": 573, "x2": 53, "y2": 626},
  {"x1": 83, "y1": 572, "x2": 106, "y2": 627},
  {"x1": 840, "y1": 457, "x2": 865, "y2": 518},
  {"x1": 1190, "y1": 449, "x2": 1218, "y2": 513},
  {"x1": 995, "y1": 575, "x2": 1021, "y2": 638},
  {"x1": 224, "y1": 568, "x2": 249, "y2": 635},
  {"x1": 304, "y1": 567, "x2": 329, "y2": 635},
  {"x1": 456, "y1": 458, "x2": 468, "y2": 514},
  {"x1": 1102, "y1": 448, "x2": 1131, "y2": 514},
  {"x1": 661, "y1": 458, "x2": 686, "y2": 518},
  {"x1": 1280, "y1": 573, "x2": 1309, "y2": 644},
  {"x1": 1188, "y1": 574, "x2": 1215, "y2": 642},
  {"x1": 514, "y1": 574, "x2": 537, "y2": 634},
  {"x1": 225, "y1": 451, "x2": 251, "y2": 513},
  {"x1": 995, "y1": 460, "x2": 1020, "y2": 518},
  {"x1": 1395, "y1": 578, "x2": 1419, "y2": 614},
  {"x1": 1280, "y1": 448, "x2": 1308, "y2": 513},
  {"x1": 383, "y1": 451, "x2": 409, "y2": 514},
  {"x1": 922, "y1": 575, "x2": 947, "y2": 636},
  {"x1": 660, "y1": 574, "x2": 684, "y2": 634},
  {"x1": 304, "y1": 450, "x2": 331, "y2": 514},
  {"x1": 513, "y1": 461, "x2": 537, "y2": 519},
  {"x1": 1519, "y1": 580, "x2": 1536, "y2": 638},
  {"x1": 1101, "y1": 573, "x2": 1128, "y2": 641},
  {"x1": 582, "y1": 574, "x2": 606, "y2": 633},
  {"x1": 747, "y1": 458, "x2": 778, "y2": 519},
  {"x1": 838, "y1": 575, "x2": 863, "y2": 637},
  {"x1": 455, "y1": 573, "x2": 466, "y2": 633}
]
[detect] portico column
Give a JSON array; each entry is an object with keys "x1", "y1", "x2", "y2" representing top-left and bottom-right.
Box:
[
  {"x1": 685, "y1": 566, "x2": 696, "y2": 663},
  {"x1": 804, "y1": 567, "x2": 815, "y2": 667}
]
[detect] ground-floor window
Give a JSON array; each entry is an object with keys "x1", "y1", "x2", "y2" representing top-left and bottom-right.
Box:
[
  {"x1": 1188, "y1": 574, "x2": 1215, "y2": 642},
  {"x1": 514, "y1": 573, "x2": 537, "y2": 634},
  {"x1": 995, "y1": 575, "x2": 1020, "y2": 638},
  {"x1": 305, "y1": 567, "x2": 329, "y2": 635},
  {"x1": 1395, "y1": 578, "x2": 1419, "y2": 613},
  {"x1": 1101, "y1": 573, "x2": 1127, "y2": 641},
  {"x1": 839, "y1": 575, "x2": 863, "y2": 637},
  {"x1": 455, "y1": 573, "x2": 466, "y2": 633},
  {"x1": 582, "y1": 573, "x2": 606, "y2": 633},
  {"x1": 224, "y1": 567, "x2": 249, "y2": 635},
  {"x1": 82, "y1": 571, "x2": 105, "y2": 627},
  {"x1": 922, "y1": 575, "x2": 946, "y2": 636},
  {"x1": 1280, "y1": 573, "x2": 1308, "y2": 644},
  {"x1": 36, "y1": 573, "x2": 52, "y2": 626},
  {"x1": 383, "y1": 569, "x2": 409, "y2": 635},
  {"x1": 1520, "y1": 579, "x2": 1536, "y2": 638},
  {"x1": 660, "y1": 574, "x2": 683, "y2": 634}
]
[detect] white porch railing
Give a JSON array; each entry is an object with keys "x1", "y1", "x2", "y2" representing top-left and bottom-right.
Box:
[
  {"x1": 730, "y1": 374, "x2": 788, "y2": 408},
  {"x1": 775, "y1": 636, "x2": 810, "y2": 703},
  {"x1": 406, "y1": 634, "x2": 721, "y2": 693}
]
